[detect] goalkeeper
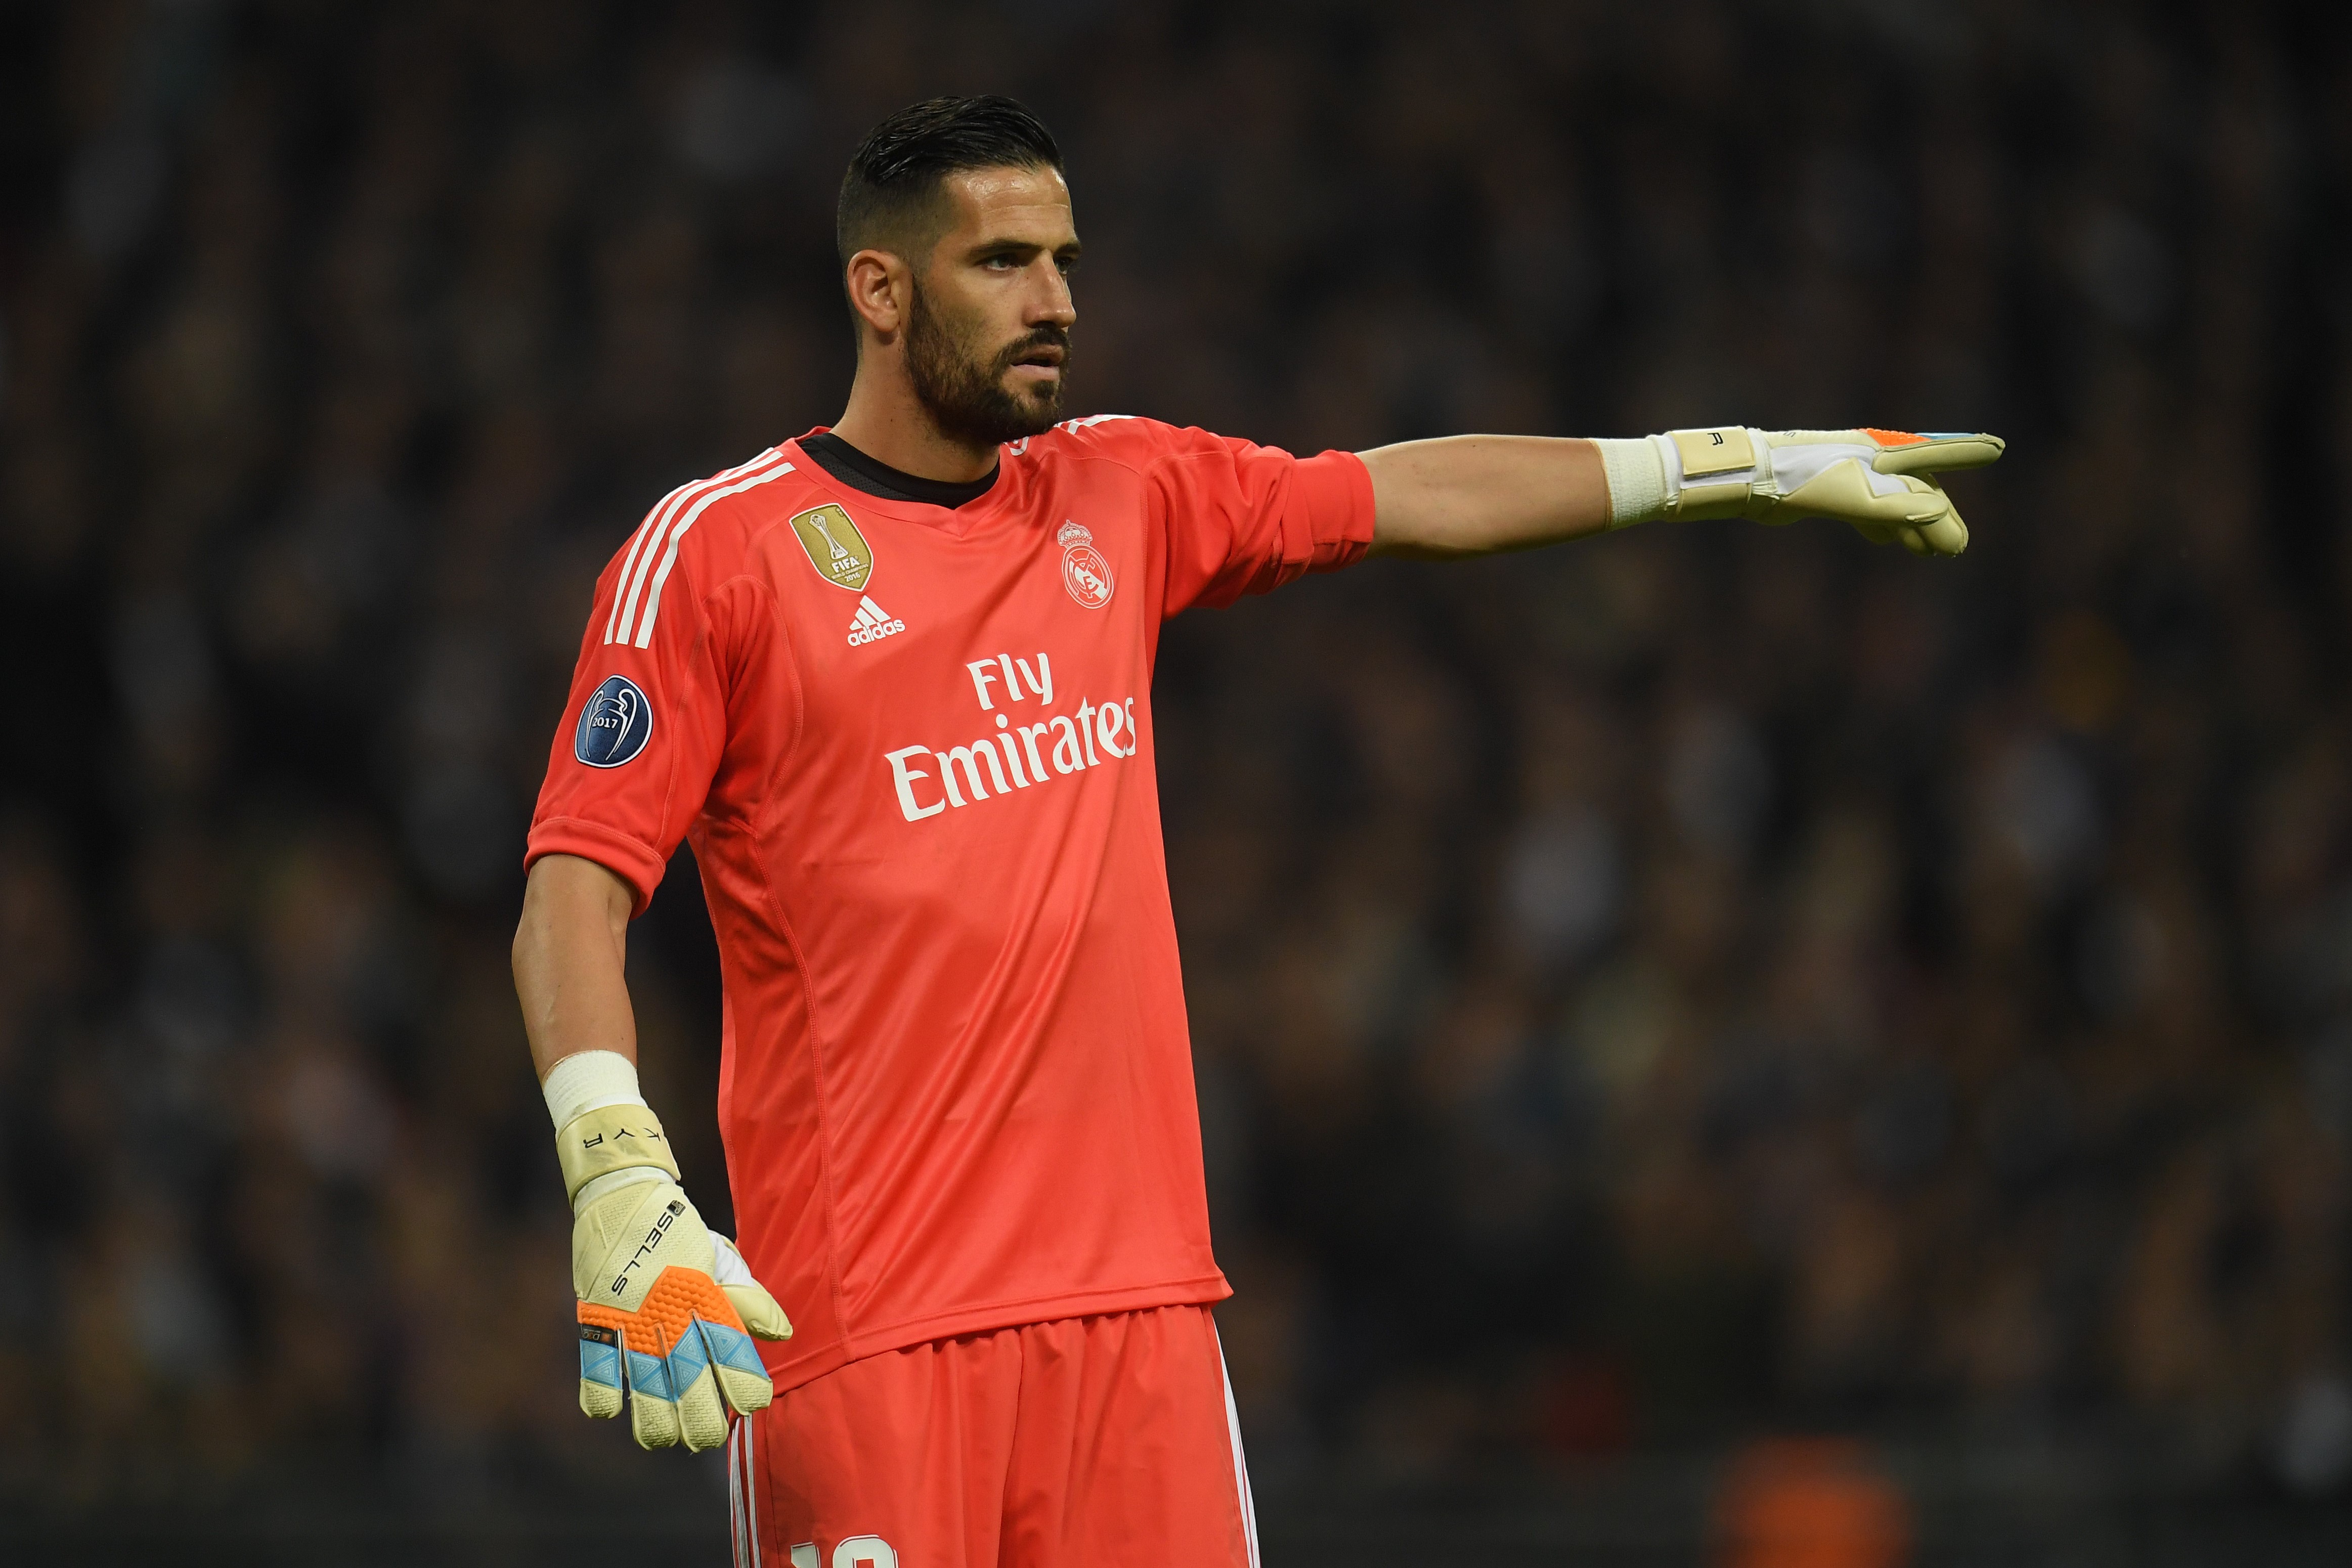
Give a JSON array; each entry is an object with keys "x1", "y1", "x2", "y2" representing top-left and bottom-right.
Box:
[{"x1": 514, "y1": 93, "x2": 2001, "y2": 1568}]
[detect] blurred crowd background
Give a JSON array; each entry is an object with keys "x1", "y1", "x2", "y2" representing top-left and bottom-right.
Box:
[{"x1": 5, "y1": 0, "x2": 2350, "y2": 1558}]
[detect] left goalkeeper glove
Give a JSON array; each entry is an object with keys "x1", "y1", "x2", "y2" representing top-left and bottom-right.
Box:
[
  {"x1": 546, "y1": 1051, "x2": 792, "y2": 1453},
  {"x1": 1596, "y1": 426, "x2": 2005, "y2": 556}
]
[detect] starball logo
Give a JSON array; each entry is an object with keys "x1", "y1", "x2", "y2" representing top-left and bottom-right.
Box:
[{"x1": 877, "y1": 650, "x2": 1142, "y2": 823}]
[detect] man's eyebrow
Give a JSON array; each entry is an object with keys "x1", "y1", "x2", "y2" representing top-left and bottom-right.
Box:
[{"x1": 966, "y1": 237, "x2": 1083, "y2": 260}]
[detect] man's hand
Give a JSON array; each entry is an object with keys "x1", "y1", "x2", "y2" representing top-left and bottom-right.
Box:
[
  {"x1": 570, "y1": 1151, "x2": 791, "y2": 1452},
  {"x1": 1359, "y1": 427, "x2": 2001, "y2": 560},
  {"x1": 1629, "y1": 426, "x2": 2006, "y2": 556},
  {"x1": 544, "y1": 1055, "x2": 792, "y2": 1454}
]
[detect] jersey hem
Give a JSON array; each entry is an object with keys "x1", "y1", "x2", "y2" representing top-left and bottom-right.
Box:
[
  {"x1": 758, "y1": 1272, "x2": 1235, "y2": 1393},
  {"x1": 525, "y1": 816, "x2": 668, "y2": 916},
  {"x1": 1304, "y1": 448, "x2": 1378, "y2": 558}
]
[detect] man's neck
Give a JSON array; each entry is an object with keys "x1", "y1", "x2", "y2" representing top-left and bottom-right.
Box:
[{"x1": 830, "y1": 371, "x2": 999, "y2": 484}]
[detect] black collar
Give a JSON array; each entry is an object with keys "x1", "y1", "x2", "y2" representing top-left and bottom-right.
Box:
[{"x1": 800, "y1": 431, "x2": 999, "y2": 509}]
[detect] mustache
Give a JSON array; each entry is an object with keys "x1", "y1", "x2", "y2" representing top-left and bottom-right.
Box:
[{"x1": 994, "y1": 326, "x2": 1072, "y2": 370}]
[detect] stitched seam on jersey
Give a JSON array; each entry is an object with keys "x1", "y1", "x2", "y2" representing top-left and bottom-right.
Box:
[
  {"x1": 827, "y1": 1275, "x2": 1236, "y2": 1363},
  {"x1": 875, "y1": 1273, "x2": 1233, "y2": 1325},
  {"x1": 701, "y1": 568, "x2": 802, "y2": 773},
  {"x1": 1156, "y1": 449, "x2": 1264, "y2": 585},
  {"x1": 1018, "y1": 444, "x2": 1185, "y2": 617},
  {"x1": 718, "y1": 498, "x2": 807, "y2": 770},
  {"x1": 688, "y1": 547, "x2": 821, "y2": 1339},
  {"x1": 741, "y1": 841, "x2": 848, "y2": 1344},
  {"x1": 1050, "y1": 445, "x2": 1257, "y2": 605},
  {"x1": 658, "y1": 612, "x2": 716, "y2": 865}
]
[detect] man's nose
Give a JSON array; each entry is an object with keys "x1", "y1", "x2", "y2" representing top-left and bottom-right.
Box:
[{"x1": 1027, "y1": 258, "x2": 1076, "y2": 326}]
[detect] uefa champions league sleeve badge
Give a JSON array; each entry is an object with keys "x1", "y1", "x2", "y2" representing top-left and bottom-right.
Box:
[
  {"x1": 1057, "y1": 521, "x2": 1115, "y2": 609},
  {"x1": 575, "y1": 675, "x2": 654, "y2": 767}
]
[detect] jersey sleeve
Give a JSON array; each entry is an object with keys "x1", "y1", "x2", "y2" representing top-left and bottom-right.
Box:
[
  {"x1": 525, "y1": 505, "x2": 738, "y2": 917},
  {"x1": 1145, "y1": 426, "x2": 1377, "y2": 616}
]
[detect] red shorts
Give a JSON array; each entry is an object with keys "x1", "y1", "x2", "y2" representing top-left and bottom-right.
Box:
[{"x1": 726, "y1": 1304, "x2": 1258, "y2": 1568}]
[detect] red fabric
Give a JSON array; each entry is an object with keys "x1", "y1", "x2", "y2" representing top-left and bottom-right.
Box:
[
  {"x1": 528, "y1": 418, "x2": 1374, "y2": 1391},
  {"x1": 729, "y1": 1305, "x2": 1253, "y2": 1568}
]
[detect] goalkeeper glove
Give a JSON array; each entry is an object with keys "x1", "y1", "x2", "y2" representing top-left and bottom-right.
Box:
[
  {"x1": 1596, "y1": 426, "x2": 2004, "y2": 556},
  {"x1": 546, "y1": 1050, "x2": 792, "y2": 1452}
]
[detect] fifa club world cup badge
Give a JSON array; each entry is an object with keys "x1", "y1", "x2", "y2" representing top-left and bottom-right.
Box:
[{"x1": 1057, "y1": 521, "x2": 1115, "y2": 609}]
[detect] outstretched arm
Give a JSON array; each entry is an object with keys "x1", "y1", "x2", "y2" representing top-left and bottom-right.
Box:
[
  {"x1": 1361, "y1": 436, "x2": 1614, "y2": 558},
  {"x1": 1363, "y1": 425, "x2": 2003, "y2": 559}
]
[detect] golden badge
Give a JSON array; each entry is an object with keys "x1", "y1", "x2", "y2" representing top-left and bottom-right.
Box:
[{"x1": 788, "y1": 504, "x2": 874, "y2": 592}]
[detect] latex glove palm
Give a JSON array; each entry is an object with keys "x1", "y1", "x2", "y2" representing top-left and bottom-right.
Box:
[{"x1": 1656, "y1": 426, "x2": 2004, "y2": 556}]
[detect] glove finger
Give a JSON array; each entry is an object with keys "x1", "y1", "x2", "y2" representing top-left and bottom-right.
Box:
[
  {"x1": 721, "y1": 1282, "x2": 793, "y2": 1341},
  {"x1": 711, "y1": 1236, "x2": 794, "y2": 1341},
  {"x1": 578, "y1": 1313, "x2": 625, "y2": 1421},
  {"x1": 666, "y1": 1323, "x2": 731, "y2": 1453},
  {"x1": 1848, "y1": 518, "x2": 1896, "y2": 547},
  {"x1": 1861, "y1": 477, "x2": 1971, "y2": 557},
  {"x1": 698, "y1": 1316, "x2": 776, "y2": 1417},
  {"x1": 625, "y1": 1325, "x2": 682, "y2": 1450},
  {"x1": 1868, "y1": 431, "x2": 2005, "y2": 475},
  {"x1": 1896, "y1": 487, "x2": 1969, "y2": 556}
]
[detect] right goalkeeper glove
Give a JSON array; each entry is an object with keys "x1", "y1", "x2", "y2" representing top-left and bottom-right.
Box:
[
  {"x1": 547, "y1": 1052, "x2": 792, "y2": 1453},
  {"x1": 1596, "y1": 426, "x2": 2004, "y2": 556}
]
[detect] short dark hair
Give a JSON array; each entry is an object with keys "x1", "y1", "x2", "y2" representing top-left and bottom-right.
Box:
[{"x1": 836, "y1": 96, "x2": 1063, "y2": 267}]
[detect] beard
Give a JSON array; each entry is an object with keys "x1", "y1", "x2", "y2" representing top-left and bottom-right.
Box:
[{"x1": 904, "y1": 280, "x2": 1070, "y2": 449}]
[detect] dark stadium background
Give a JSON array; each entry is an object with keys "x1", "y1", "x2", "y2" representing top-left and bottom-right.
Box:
[{"x1": 4, "y1": 2, "x2": 2349, "y2": 1563}]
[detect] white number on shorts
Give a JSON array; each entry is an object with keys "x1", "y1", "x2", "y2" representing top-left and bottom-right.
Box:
[{"x1": 832, "y1": 1537, "x2": 897, "y2": 1568}]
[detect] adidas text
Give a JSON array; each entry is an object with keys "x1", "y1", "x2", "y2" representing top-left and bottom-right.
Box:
[{"x1": 848, "y1": 595, "x2": 907, "y2": 646}]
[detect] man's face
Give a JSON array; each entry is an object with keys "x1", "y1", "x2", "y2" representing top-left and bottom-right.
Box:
[{"x1": 904, "y1": 164, "x2": 1080, "y2": 449}]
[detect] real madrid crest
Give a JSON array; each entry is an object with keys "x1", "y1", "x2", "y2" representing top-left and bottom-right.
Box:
[{"x1": 1057, "y1": 520, "x2": 1115, "y2": 609}]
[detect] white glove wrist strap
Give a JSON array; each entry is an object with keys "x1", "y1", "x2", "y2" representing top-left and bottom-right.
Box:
[
  {"x1": 546, "y1": 1054, "x2": 681, "y2": 1205},
  {"x1": 543, "y1": 1049, "x2": 649, "y2": 1130},
  {"x1": 1594, "y1": 438, "x2": 1667, "y2": 528}
]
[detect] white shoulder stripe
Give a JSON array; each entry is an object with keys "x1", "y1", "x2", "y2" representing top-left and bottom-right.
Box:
[
  {"x1": 609, "y1": 447, "x2": 786, "y2": 646},
  {"x1": 602, "y1": 483, "x2": 696, "y2": 645},
  {"x1": 632, "y1": 461, "x2": 798, "y2": 648}
]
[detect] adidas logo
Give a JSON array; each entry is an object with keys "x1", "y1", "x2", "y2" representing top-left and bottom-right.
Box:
[{"x1": 846, "y1": 595, "x2": 907, "y2": 647}]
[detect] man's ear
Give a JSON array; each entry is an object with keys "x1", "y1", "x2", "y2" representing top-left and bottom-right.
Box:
[{"x1": 844, "y1": 248, "x2": 909, "y2": 342}]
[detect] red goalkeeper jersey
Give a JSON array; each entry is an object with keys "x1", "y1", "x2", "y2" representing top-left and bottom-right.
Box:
[{"x1": 527, "y1": 416, "x2": 1375, "y2": 1391}]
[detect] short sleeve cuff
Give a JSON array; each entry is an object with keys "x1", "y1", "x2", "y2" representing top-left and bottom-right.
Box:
[
  {"x1": 1289, "y1": 449, "x2": 1378, "y2": 573},
  {"x1": 525, "y1": 817, "x2": 668, "y2": 918}
]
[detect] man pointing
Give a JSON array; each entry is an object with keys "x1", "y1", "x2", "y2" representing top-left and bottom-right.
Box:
[{"x1": 512, "y1": 94, "x2": 1999, "y2": 1568}]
